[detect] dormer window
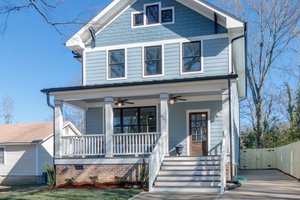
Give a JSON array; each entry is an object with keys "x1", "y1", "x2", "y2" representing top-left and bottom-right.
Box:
[
  {"x1": 132, "y1": 3, "x2": 174, "y2": 28},
  {"x1": 146, "y1": 4, "x2": 159, "y2": 24}
]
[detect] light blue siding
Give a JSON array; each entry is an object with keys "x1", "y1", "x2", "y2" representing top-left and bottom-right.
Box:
[
  {"x1": 94, "y1": 0, "x2": 227, "y2": 47},
  {"x1": 169, "y1": 101, "x2": 223, "y2": 156},
  {"x1": 85, "y1": 38, "x2": 229, "y2": 85},
  {"x1": 86, "y1": 108, "x2": 103, "y2": 134}
]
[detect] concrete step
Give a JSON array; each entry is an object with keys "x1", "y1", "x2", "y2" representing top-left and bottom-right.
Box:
[
  {"x1": 158, "y1": 170, "x2": 221, "y2": 176},
  {"x1": 155, "y1": 181, "x2": 221, "y2": 187},
  {"x1": 156, "y1": 175, "x2": 221, "y2": 181},
  {"x1": 163, "y1": 161, "x2": 221, "y2": 165},
  {"x1": 161, "y1": 165, "x2": 221, "y2": 170},
  {"x1": 164, "y1": 156, "x2": 221, "y2": 161},
  {"x1": 152, "y1": 186, "x2": 221, "y2": 193}
]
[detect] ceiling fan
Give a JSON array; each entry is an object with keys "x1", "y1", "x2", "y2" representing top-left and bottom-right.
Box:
[
  {"x1": 115, "y1": 98, "x2": 134, "y2": 108},
  {"x1": 169, "y1": 95, "x2": 187, "y2": 105}
]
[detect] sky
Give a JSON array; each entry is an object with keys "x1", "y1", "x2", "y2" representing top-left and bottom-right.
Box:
[{"x1": 0, "y1": 0, "x2": 112, "y2": 123}]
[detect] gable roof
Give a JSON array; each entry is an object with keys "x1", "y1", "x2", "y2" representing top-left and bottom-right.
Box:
[
  {"x1": 0, "y1": 121, "x2": 79, "y2": 145},
  {"x1": 66, "y1": 0, "x2": 244, "y2": 53}
]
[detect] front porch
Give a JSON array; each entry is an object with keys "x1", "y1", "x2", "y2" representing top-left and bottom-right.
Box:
[{"x1": 46, "y1": 77, "x2": 233, "y2": 192}]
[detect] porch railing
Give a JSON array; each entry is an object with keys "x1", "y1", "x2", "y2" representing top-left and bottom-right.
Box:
[
  {"x1": 61, "y1": 134, "x2": 105, "y2": 157},
  {"x1": 113, "y1": 132, "x2": 160, "y2": 155},
  {"x1": 220, "y1": 130, "x2": 228, "y2": 194}
]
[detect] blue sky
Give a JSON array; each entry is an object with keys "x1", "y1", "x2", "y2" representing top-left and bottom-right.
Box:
[{"x1": 0, "y1": 0, "x2": 112, "y2": 123}]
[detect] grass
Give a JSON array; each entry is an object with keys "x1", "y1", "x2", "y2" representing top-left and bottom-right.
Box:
[{"x1": 0, "y1": 188, "x2": 142, "y2": 200}]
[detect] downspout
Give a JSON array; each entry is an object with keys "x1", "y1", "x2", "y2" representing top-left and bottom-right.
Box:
[
  {"x1": 228, "y1": 22, "x2": 248, "y2": 180},
  {"x1": 46, "y1": 92, "x2": 56, "y2": 167}
]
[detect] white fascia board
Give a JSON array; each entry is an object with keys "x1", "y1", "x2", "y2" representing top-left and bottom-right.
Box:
[{"x1": 177, "y1": 0, "x2": 244, "y2": 29}]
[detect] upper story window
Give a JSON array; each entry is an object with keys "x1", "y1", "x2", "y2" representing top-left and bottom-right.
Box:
[
  {"x1": 144, "y1": 45, "x2": 163, "y2": 77},
  {"x1": 132, "y1": 3, "x2": 174, "y2": 28},
  {"x1": 108, "y1": 49, "x2": 126, "y2": 80},
  {"x1": 146, "y1": 5, "x2": 159, "y2": 24},
  {"x1": 0, "y1": 147, "x2": 4, "y2": 164},
  {"x1": 182, "y1": 41, "x2": 203, "y2": 74}
]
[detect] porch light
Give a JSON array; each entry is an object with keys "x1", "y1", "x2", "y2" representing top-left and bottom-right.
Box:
[
  {"x1": 169, "y1": 98, "x2": 175, "y2": 105},
  {"x1": 117, "y1": 102, "x2": 123, "y2": 108}
]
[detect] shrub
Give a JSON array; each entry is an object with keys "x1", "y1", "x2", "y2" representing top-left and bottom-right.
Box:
[{"x1": 45, "y1": 163, "x2": 55, "y2": 188}]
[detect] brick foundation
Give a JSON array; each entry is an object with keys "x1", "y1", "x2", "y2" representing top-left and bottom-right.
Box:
[
  {"x1": 55, "y1": 164, "x2": 145, "y2": 186},
  {"x1": 226, "y1": 163, "x2": 238, "y2": 180}
]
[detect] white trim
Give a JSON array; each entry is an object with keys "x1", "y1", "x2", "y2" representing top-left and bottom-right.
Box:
[
  {"x1": 55, "y1": 157, "x2": 147, "y2": 165},
  {"x1": 106, "y1": 48, "x2": 128, "y2": 81},
  {"x1": 142, "y1": 44, "x2": 165, "y2": 78},
  {"x1": 82, "y1": 50, "x2": 86, "y2": 86},
  {"x1": 180, "y1": 40, "x2": 205, "y2": 75},
  {"x1": 35, "y1": 144, "x2": 39, "y2": 176},
  {"x1": 161, "y1": 7, "x2": 175, "y2": 25},
  {"x1": 86, "y1": 34, "x2": 228, "y2": 52},
  {"x1": 228, "y1": 38, "x2": 232, "y2": 73},
  {"x1": 186, "y1": 109, "x2": 211, "y2": 156},
  {"x1": 0, "y1": 146, "x2": 5, "y2": 165},
  {"x1": 95, "y1": 4, "x2": 132, "y2": 37},
  {"x1": 131, "y1": 11, "x2": 144, "y2": 29}
]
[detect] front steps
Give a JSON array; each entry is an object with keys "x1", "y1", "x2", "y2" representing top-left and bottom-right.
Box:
[{"x1": 152, "y1": 156, "x2": 222, "y2": 193}]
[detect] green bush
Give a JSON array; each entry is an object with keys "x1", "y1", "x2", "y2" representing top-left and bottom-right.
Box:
[{"x1": 45, "y1": 163, "x2": 55, "y2": 188}]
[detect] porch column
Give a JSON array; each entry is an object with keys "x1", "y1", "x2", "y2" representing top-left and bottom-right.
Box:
[
  {"x1": 222, "y1": 89, "x2": 230, "y2": 137},
  {"x1": 54, "y1": 100, "x2": 63, "y2": 158},
  {"x1": 160, "y1": 93, "x2": 169, "y2": 156},
  {"x1": 104, "y1": 97, "x2": 114, "y2": 157}
]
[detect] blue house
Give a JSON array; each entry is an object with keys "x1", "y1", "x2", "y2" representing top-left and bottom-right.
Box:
[{"x1": 42, "y1": 0, "x2": 246, "y2": 193}]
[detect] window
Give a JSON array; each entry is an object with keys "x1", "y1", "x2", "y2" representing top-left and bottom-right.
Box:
[
  {"x1": 146, "y1": 4, "x2": 159, "y2": 24},
  {"x1": 113, "y1": 107, "x2": 156, "y2": 134},
  {"x1": 108, "y1": 49, "x2": 125, "y2": 79},
  {"x1": 133, "y1": 13, "x2": 144, "y2": 26},
  {"x1": 182, "y1": 41, "x2": 202, "y2": 73},
  {"x1": 144, "y1": 46, "x2": 162, "y2": 76},
  {"x1": 162, "y1": 9, "x2": 173, "y2": 23},
  {"x1": 0, "y1": 147, "x2": 4, "y2": 164}
]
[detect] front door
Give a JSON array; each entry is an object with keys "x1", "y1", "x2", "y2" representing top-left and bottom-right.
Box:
[{"x1": 189, "y1": 112, "x2": 208, "y2": 156}]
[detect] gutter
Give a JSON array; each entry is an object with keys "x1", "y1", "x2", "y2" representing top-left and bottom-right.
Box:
[
  {"x1": 228, "y1": 22, "x2": 248, "y2": 180},
  {"x1": 46, "y1": 92, "x2": 56, "y2": 167}
]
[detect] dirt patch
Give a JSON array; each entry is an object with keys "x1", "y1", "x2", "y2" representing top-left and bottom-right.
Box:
[{"x1": 54, "y1": 182, "x2": 146, "y2": 191}]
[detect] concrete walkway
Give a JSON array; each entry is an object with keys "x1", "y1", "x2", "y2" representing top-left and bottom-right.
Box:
[{"x1": 132, "y1": 170, "x2": 300, "y2": 200}]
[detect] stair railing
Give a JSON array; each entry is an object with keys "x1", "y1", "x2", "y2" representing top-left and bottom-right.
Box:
[
  {"x1": 220, "y1": 130, "x2": 227, "y2": 194},
  {"x1": 148, "y1": 133, "x2": 166, "y2": 192}
]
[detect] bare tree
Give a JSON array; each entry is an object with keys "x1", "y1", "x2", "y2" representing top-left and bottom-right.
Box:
[
  {"x1": 0, "y1": 0, "x2": 84, "y2": 35},
  {"x1": 0, "y1": 96, "x2": 14, "y2": 124},
  {"x1": 218, "y1": 0, "x2": 300, "y2": 147}
]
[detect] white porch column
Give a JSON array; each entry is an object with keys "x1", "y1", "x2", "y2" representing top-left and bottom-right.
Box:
[
  {"x1": 54, "y1": 100, "x2": 63, "y2": 158},
  {"x1": 222, "y1": 89, "x2": 230, "y2": 158},
  {"x1": 104, "y1": 97, "x2": 114, "y2": 157},
  {"x1": 160, "y1": 93, "x2": 169, "y2": 156}
]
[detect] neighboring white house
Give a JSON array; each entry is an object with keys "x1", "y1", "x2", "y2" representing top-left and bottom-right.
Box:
[{"x1": 0, "y1": 121, "x2": 79, "y2": 185}]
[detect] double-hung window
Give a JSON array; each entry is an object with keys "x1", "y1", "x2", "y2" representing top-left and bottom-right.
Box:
[
  {"x1": 144, "y1": 46, "x2": 162, "y2": 77},
  {"x1": 182, "y1": 41, "x2": 202, "y2": 73},
  {"x1": 108, "y1": 49, "x2": 126, "y2": 79},
  {"x1": 0, "y1": 147, "x2": 4, "y2": 165}
]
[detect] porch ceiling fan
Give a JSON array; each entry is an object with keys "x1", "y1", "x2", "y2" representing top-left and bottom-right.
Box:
[
  {"x1": 169, "y1": 95, "x2": 187, "y2": 105},
  {"x1": 115, "y1": 98, "x2": 134, "y2": 108}
]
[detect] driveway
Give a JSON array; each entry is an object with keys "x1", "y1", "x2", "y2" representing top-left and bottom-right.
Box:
[{"x1": 132, "y1": 170, "x2": 300, "y2": 200}]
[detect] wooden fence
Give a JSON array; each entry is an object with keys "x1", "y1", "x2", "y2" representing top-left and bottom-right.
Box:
[{"x1": 240, "y1": 141, "x2": 300, "y2": 179}]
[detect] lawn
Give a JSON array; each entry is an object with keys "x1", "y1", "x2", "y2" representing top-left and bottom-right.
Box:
[{"x1": 0, "y1": 188, "x2": 141, "y2": 200}]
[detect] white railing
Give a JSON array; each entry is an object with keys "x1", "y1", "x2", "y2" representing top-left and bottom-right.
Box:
[
  {"x1": 220, "y1": 130, "x2": 228, "y2": 194},
  {"x1": 113, "y1": 132, "x2": 160, "y2": 155},
  {"x1": 61, "y1": 134, "x2": 105, "y2": 157},
  {"x1": 148, "y1": 134, "x2": 166, "y2": 192}
]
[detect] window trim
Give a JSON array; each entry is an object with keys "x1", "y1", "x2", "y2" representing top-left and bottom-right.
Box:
[
  {"x1": 0, "y1": 146, "x2": 5, "y2": 165},
  {"x1": 131, "y1": 2, "x2": 175, "y2": 28},
  {"x1": 161, "y1": 7, "x2": 175, "y2": 25},
  {"x1": 180, "y1": 41, "x2": 204, "y2": 75},
  {"x1": 113, "y1": 106, "x2": 157, "y2": 134},
  {"x1": 106, "y1": 48, "x2": 127, "y2": 81},
  {"x1": 142, "y1": 44, "x2": 164, "y2": 78}
]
